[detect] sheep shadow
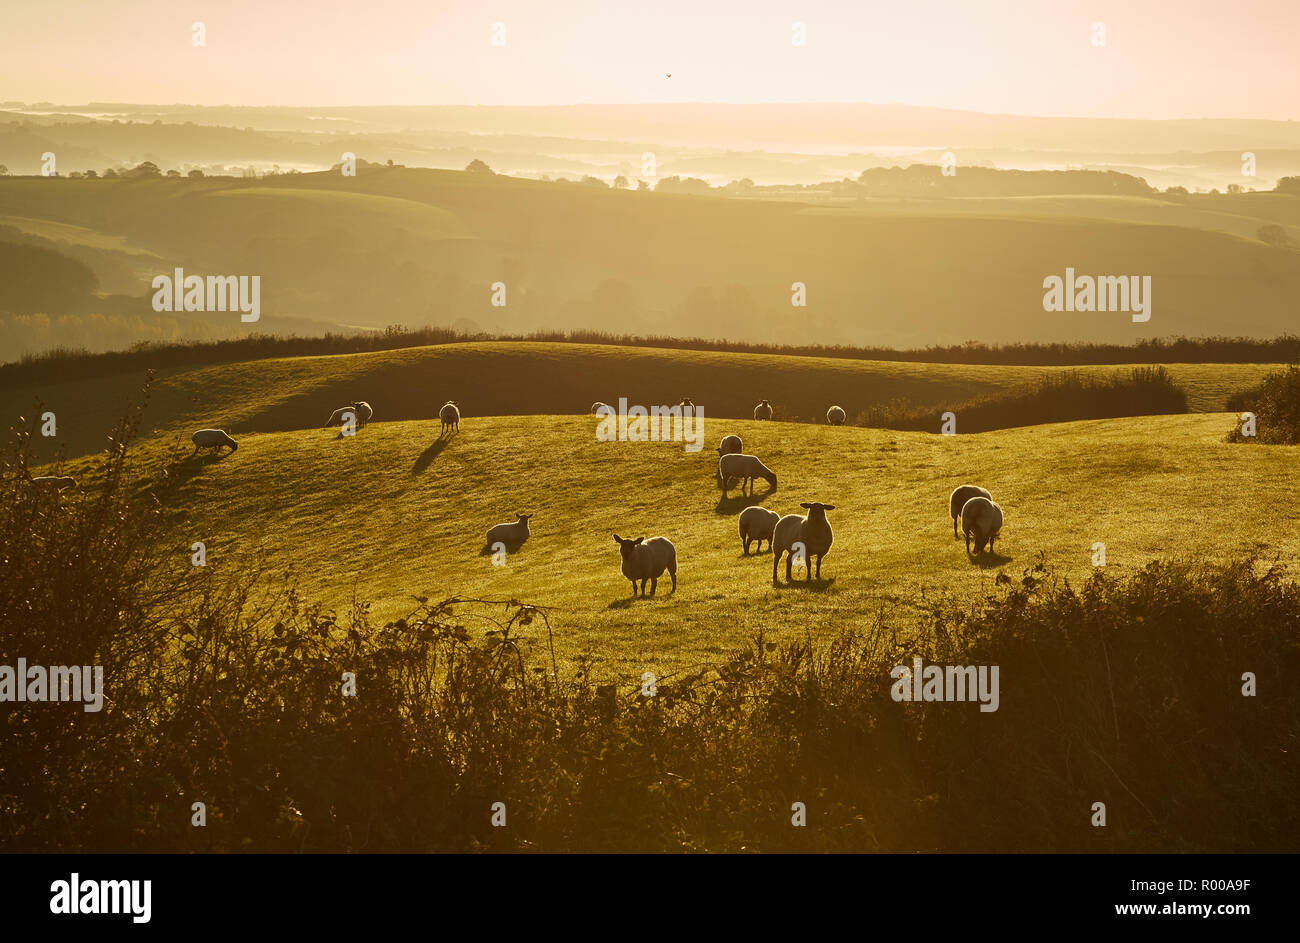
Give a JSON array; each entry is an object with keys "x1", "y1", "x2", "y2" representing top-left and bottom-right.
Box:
[
  {"x1": 714, "y1": 490, "x2": 773, "y2": 516},
  {"x1": 969, "y1": 550, "x2": 1013, "y2": 569},
  {"x1": 412, "y1": 434, "x2": 453, "y2": 475},
  {"x1": 478, "y1": 539, "x2": 528, "y2": 557},
  {"x1": 772, "y1": 576, "x2": 837, "y2": 592}
]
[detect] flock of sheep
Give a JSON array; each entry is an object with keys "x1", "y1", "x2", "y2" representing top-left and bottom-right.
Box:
[{"x1": 22, "y1": 393, "x2": 1005, "y2": 598}]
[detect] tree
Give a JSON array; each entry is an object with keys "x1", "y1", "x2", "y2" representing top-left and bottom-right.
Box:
[
  {"x1": 0, "y1": 165, "x2": 8, "y2": 175},
  {"x1": 166, "y1": 169, "x2": 180, "y2": 177},
  {"x1": 1257, "y1": 224, "x2": 1295, "y2": 249},
  {"x1": 613, "y1": 175, "x2": 630, "y2": 190},
  {"x1": 636, "y1": 179, "x2": 650, "y2": 191},
  {"x1": 84, "y1": 169, "x2": 98, "y2": 178},
  {"x1": 187, "y1": 169, "x2": 204, "y2": 179},
  {"x1": 465, "y1": 159, "x2": 494, "y2": 174},
  {"x1": 1276, "y1": 176, "x2": 1300, "y2": 195},
  {"x1": 580, "y1": 175, "x2": 609, "y2": 188}
]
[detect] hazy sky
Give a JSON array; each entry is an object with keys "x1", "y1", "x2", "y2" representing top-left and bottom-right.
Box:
[{"x1": 3, "y1": 0, "x2": 1296, "y2": 119}]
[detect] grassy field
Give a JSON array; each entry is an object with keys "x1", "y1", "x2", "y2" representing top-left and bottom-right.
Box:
[
  {"x1": 56, "y1": 408, "x2": 1291, "y2": 680},
  {"x1": 5, "y1": 340, "x2": 1283, "y2": 463}
]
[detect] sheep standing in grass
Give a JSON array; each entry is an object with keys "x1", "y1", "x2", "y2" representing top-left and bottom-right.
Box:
[
  {"x1": 753, "y1": 399, "x2": 773, "y2": 420},
  {"x1": 351, "y1": 401, "x2": 373, "y2": 426},
  {"x1": 439, "y1": 401, "x2": 460, "y2": 433},
  {"x1": 961, "y1": 497, "x2": 1003, "y2": 556},
  {"x1": 24, "y1": 476, "x2": 76, "y2": 500},
  {"x1": 678, "y1": 397, "x2": 696, "y2": 419},
  {"x1": 772, "y1": 502, "x2": 835, "y2": 582},
  {"x1": 738, "y1": 505, "x2": 779, "y2": 555},
  {"x1": 612, "y1": 533, "x2": 677, "y2": 596},
  {"x1": 716, "y1": 434, "x2": 743, "y2": 457},
  {"x1": 948, "y1": 485, "x2": 992, "y2": 538},
  {"x1": 718, "y1": 453, "x2": 777, "y2": 496},
  {"x1": 591, "y1": 402, "x2": 611, "y2": 415},
  {"x1": 826, "y1": 405, "x2": 846, "y2": 426},
  {"x1": 325, "y1": 401, "x2": 373, "y2": 430},
  {"x1": 191, "y1": 429, "x2": 238, "y2": 455},
  {"x1": 486, "y1": 513, "x2": 533, "y2": 550}
]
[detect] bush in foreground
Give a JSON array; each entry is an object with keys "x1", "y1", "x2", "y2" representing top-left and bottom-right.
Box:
[{"x1": 1226, "y1": 364, "x2": 1300, "y2": 443}]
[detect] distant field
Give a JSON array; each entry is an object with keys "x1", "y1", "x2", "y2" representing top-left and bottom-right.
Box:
[
  {"x1": 7, "y1": 341, "x2": 1281, "y2": 463},
  {"x1": 2, "y1": 170, "x2": 1298, "y2": 348},
  {"x1": 52, "y1": 410, "x2": 1297, "y2": 680}
]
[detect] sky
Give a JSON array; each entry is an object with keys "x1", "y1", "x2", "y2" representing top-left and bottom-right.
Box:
[{"x1": 2, "y1": 0, "x2": 1296, "y2": 119}]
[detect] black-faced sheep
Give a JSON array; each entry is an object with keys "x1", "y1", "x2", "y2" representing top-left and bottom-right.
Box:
[
  {"x1": 961, "y1": 497, "x2": 1003, "y2": 556},
  {"x1": 753, "y1": 399, "x2": 773, "y2": 420},
  {"x1": 716, "y1": 434, "x2": 743, "y2": 457},
  {"x1": 613, "y1": 533, "x2": 677, "y2": 597},
  {"x1": 772, "y1": 502, "x2": 835, "y2": 582},
  {"x1": 948, "y1": 485, "x2": 992, "y2": 538},
  {"x1": 826, "y1": 405, "x2": 846, "y2": 426},
  {"x1": 486, "y1": 513, "x2": 532, "y2": 550}
]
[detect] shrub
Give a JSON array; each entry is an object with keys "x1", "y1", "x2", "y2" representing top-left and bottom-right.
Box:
[{"x1": 1226, "y1": 365, "x2": 1300, "y2": 443}]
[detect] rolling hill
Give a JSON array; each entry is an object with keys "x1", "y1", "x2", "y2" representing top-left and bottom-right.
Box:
[{"x1": 5, "y1": 340, "x2": 1282, "y2": 463}]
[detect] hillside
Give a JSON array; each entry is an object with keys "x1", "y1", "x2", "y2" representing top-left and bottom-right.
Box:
[
  {"x1": 44, "y1": 410, "x2": 1297, "y2": 679},
  {"x1": 7, "y1": 341, "x2": 1281, "y2": 463},
  {"x1": 1, "y1": 170, "x2": 1299, "y2": 351}
]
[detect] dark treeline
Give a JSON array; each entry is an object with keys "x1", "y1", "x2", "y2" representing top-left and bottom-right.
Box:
[
  {"x1": 4, "y1": 326, "x2": 1300, "y2": 390},
  {"x1": 861, "y1": 367, "x2": 1189, "y2": 433}
]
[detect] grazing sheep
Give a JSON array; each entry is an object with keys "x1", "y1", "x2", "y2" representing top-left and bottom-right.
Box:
[
  {"x1": 591, "y1": 402, "x2": 611, "y2": 415},
  {"x1": 738, "y1": 505, "x2": 780, "y2": 555},
  {"x1": 961, "y1": 497, "x2": 1003, "y2": 556},
  {"x1": 948, "y1": 485, "x2": 992, "y2": 539},
  {"x1": 439, "y1": 401, "x2": 461, "y2": 433},
  {"x1": 716, "y1": 434, "x2": 743, "y2": 457},
  {"x1": 486, "y1": 512, "x2": 533, "y2": 550},
  {"x1": 772, "y1": 502, "x2": 836, "y2": 582},
  {"x1": 753, "y1": 399, "x2": 773, "y2": 421},
  {"x1": 324, "y1": 401, "x2": 373, "y2": 429},
  {"x1": 24, "y1": 475, "x2": 76, "y2": 499},
  {"x1": 191, "y1": 429, "x2": 238, "y2": 455},
  {"x1": 826, "y1": 405, "x2": 846, "y2": 426},
  {"x1": 678, "y1": 397, "x2": 696, "y2": 418},
  {"x1": 612, "y1": 533, "x2": 677, "y2": 596},
  {"x1": 718, "y1": 452, "x2": 777, "y2": 496}
]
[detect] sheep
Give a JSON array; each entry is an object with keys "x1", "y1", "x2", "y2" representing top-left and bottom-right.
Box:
[
  {"x1": 961, "y1": 497, "x2": 1003, "y2": 556},
  {"x1": 324, "y1": 401, "x2": 373, "y2": 429},
  {"x1": 439, "y1": 401, "x2": 460, "y2": 433},
  {"x1": 716, "y1": 434, "x2": 743, "y2": 457},
  {"x1": 191, "y1": 429, "x2": 238, "y2": 455},
  {"x1": 772, "y1": 502, "x2": 835, "y2": 582},
  {"x1": 826, "y1": 405, "x2": 846, "y2": 426},
  {"x1": 612, "y1": 533, "x2": 677, "y2": 596},
  {"x1": 738, "y1": 505, "x2": 780, "y2": 555},
  {"x1": 24, "y1": 475, "x2": 76, "y2": 499},
  {"x1": 718, "y1": 452, "x2": 777, "y2": 496},
  {"x1": 948, "y1": 485, "x2": 992, "y2": 539},
  {"x1": 753, "y1": 399, "x2": 773, "y2": 421},
  {"x1": 678, "y1": 397, "x2": 696, "y2": 418},
  {"x1": 486, "y1": 512, "x2": 533, "y2": 550},
  {"x1": 591, "y1": 402, "x2": 611, "y2": 415}
]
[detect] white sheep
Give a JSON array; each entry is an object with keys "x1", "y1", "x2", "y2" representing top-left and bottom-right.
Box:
[
  {"x1": 613, "y1": 533, "x2": 677, "y2": 596},
  {"x1": 753, "y1": 399, "x2": 773, "y2": 420},
  {"x1": 191, "y1": 429, "x2": 238, "y2": 455},
  {"x1": 439, "y1": 401, "x2": 461, "y2": 433},
  {"x1": 948, "y1": 485, "x2": 992, "y2": 539},
  {"x1": 324, "y1": 401, "x2": 373, "y2": 429},
  {"x1": 678, "y1": 397, "x2": 696, "y2": 418},
  {"x1": 826, "y1": 405, "x2": 846, "y2": 426},
  {"x1": 738, "y1": 505, "x2": 779, "y2": 555},
  {"x1": 718, "y1": 452, "x2": 777, "y2": 496},
  {"x1": 486, "y1": 512, "x2": 533, "y2": 549},
  {"x1": 716, "y1": 434, "x2": 743, "y2": 457},
  {"x1": 772, "y1": 502, "x2": 835, "y2": 582},
  {"x1": 961, "y1": 497, "x2": 1003, "y2": 556},
  {"x1": 24, "y1": 475, "x2": 76, "y2": 499},
  {"x1": 591, "y1": 402, "x2": 611, "y2": 415}
]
